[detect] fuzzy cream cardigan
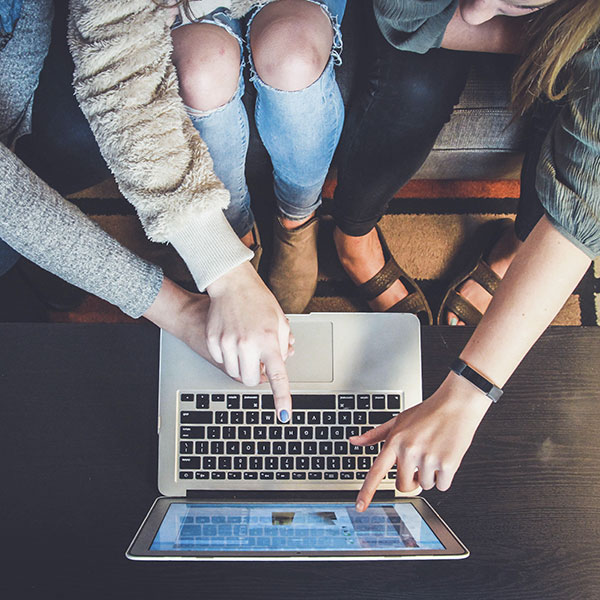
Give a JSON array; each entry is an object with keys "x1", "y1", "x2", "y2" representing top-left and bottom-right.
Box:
[{"x1": 67, "y1": 0, "x2": 274, "y2": 291}]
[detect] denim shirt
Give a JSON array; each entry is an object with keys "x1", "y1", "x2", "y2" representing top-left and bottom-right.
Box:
[
  {"x1": 373, "y1": 0, "x2": 600, "y2": 258},
  {"x1": 0, "y1": 0, "x2": 23, "y2": 49}
]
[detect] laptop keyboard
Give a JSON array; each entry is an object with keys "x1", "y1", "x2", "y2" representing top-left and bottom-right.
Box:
[{"x1": 177, "y1": 392, "x2": 401, "y2": 484}]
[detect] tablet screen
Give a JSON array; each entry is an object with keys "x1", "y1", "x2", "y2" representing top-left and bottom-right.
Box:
[{"x1": 150, "y1": 502, "x2": 444, "y2": 552}]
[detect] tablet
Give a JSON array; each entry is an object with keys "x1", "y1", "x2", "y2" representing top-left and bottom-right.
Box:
[{"x1": 127, "y1": 497, "x2": 469, "y2": 560}]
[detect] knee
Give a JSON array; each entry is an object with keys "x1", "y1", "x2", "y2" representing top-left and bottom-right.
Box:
[
  {"x1": 251, "y1": 2, "x2": 333, "y2": 91},
  {"x1": 172, "y1": 26, "x2": 241, "y2": 111}
]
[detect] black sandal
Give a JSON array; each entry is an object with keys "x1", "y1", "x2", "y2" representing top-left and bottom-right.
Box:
[
  {"x1": 355, "y1": 225, "x2": 433, "y2": 325},
  {"x1": 437, "y1": 218, "x2": 514, "y2": 326}
]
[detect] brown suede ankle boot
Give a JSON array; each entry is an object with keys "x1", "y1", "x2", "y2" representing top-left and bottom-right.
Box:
[{"x1": 268, "y1": 215, "x2": 319, "y2": 313}]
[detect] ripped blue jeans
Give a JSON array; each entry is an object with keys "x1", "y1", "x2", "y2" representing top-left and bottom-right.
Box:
[{"x1": 178, "y1": 0, "x2": 346, "y2": 237}]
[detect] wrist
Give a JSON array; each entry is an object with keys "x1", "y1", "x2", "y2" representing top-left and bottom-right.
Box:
[
  {"x1": 206, "y1": 260, "x2": 255, "y2": 298},
  {"x1": 439, "y1": 371, "x2": 494, "y2": 418},
  {"x1": 143, "y1": 277, "x2": 193, "y2": 335}
]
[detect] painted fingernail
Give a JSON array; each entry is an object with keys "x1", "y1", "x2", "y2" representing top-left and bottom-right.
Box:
[
  {"x1": 279, "y1": 410, "x2": 290, "y2": 423},
  {"x1": 450, "y1": 317, "x2": 458, "y2": 326},
  {"x1": 356, "y1": 501, "x2": 365, "y2": 512}
]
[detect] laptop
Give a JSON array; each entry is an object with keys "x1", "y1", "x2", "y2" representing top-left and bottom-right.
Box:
[{"x1": 127, "y1": 312, "x2": 469, "y2": 559}]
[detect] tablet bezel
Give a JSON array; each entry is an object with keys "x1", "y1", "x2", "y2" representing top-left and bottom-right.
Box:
[{"x1": 126, "y1": 497, "x2": 469, "y2": 560}]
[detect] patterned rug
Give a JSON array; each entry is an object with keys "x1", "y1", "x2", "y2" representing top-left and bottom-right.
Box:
[{"x1": 55, "y1": 176, "x2": 599, "y2": 326}]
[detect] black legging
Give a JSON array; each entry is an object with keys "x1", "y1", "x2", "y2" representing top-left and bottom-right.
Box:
[{"x1": 333, "y1": 2, "x2": 555, "y2": 242}]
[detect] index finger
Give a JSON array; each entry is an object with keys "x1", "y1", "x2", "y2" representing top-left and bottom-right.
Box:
[
  {"x1": 355, "y1": 446, "x2": 397, "y2": 512},
  {"x1": 262, "y1": 349, "x2": 292, "y2": 423}
]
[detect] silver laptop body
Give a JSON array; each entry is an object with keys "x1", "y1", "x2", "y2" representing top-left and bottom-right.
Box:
[{"x1": 157, "y1": 312, "x2": 422, "y2": 497}]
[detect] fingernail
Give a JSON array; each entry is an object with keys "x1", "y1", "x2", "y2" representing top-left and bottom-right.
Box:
[
  {"x1": 279, "y1": 410, "x2": 290, "y2": 423},
  {"x1": 356, "y1": 501, "x2": 365, "y2": 512},
  {"x1": 450, "y1": 317, "x2": 458, "y2": 326}
]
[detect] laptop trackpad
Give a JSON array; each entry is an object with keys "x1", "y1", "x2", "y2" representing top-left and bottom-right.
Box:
[{"x1": 286, "y1": 320, "x2": 333, "y2": 383}]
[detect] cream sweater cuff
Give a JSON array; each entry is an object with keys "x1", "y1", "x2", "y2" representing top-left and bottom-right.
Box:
[{"x1": 168, "y1": 209, "x2": 254, "y2": 292}]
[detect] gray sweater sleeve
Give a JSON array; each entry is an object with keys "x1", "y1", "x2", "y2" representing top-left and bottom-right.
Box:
[
  {"x1": 536, "y1": 47, "x2": 600, "y2": 258},
  {"x1": 0, "y1": 142, "x2": 164, "y2": 318},
  {"x1": 373, "y1": 0, "x2": 457, "y2": 54}
]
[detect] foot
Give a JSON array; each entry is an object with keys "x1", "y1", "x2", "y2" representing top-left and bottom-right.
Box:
[
  {"x1": 446, "y1": 225, "x2": 522, "y2": 325},
  {"x1": 333, "y1": 226, "x2": 409, "y2": 311}
]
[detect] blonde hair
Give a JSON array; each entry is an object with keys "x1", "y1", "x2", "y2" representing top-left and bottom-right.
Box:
[{"x1": 512, "y1": 0, "x2": 600, "y2": 116}]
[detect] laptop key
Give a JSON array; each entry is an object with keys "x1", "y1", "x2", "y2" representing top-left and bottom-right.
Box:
[
  {"x1": 311, "y1": 457, "x2": 325, "y2": 470},
  {"x1": 215, "y1": 411, "x2": 228, "y2": 424},
  {"x1": 257, "y1": 442, "x2": 270, "y2": 454},
  {"x1": 211, "y1": 472, "x2": 226, "y2": 479},
  {"x1": 343, "y1": 457, "x2": 356, "y2": 470},
  {"x1": 244, "y1": 472, "x2": 258, "y2": 480},
  {"x1": 350, "y1": 444, "x2": 363, "y2": 455},
  {"x1": 180, "y1": 393, "x2": 194, "y2": 403},
  {"x1": 308, "y1": 472, "x2": 323, "y2": 480},
  {"x1": 263, "y1": 394, "x2": 335, "y2": 410},
  {"x1": 261, "y1": 411, "x2": 275, "y2": 424},
  {"x1": 223, "y1": 426, "x2": 236, "y2": 439},
  {"x1": 338, "y1": 395, "x2": 355, "y2": 410},
  {"x1": 324, "y1": 472, "x2": 338, "y2": 480},
  {"x1": 203, "y1": 457, "x2": 216, "y2": 469},
  {"x1": 273, "y1": 441, "x2": 286, "y2": 454},
  {"x1": 365, "y1": 445, "x2": 379, "y2": 455},
  {"x1": 260, "y1": 472, "x2": 274, "y2": 480},
  {"x1": 207, "y1": 426, "x2": 221, "y2": 439},
  {"x1": 353, "y1": 412, "x2": 367, "y2": 425},
  {"x1": 211, "y1": 394, "x2": 225, "y2": 404},
  {"x1": 180, "y1": 441, "x2": 194, "y2": 454},
  {"x1": 319, "y1": 441, "x2": 333, "y2": 454},
  {"x1": 180, "y1": 457, "x2": 200, "y2": 469},
  {"x1": 180, "y1": 426, "x2": 205, "y2": 439},
  {"x1": 181, "y1": 412, "x2": 213, "y2": 424},
  {"x1": 242, "y1": 442, "x2": 255, "y2": 454},
  {"x1": 238, "y1": 427, "x2": 251, "y2": 439},
  {"x1": 228, "y1": 472, "x2": 241, "y2": 480},
  {"x1": 196, "y1": 394, "x2": 210, "y2": 408},
  {"x1": 369, "y1": 412, "x2": 397, "y2": 425},
  {"x1": 307, "y1": 412, "x2": 320, "y2": 424},
  {"x1": 327, "y1": 456, "x2": 340, "y2": 470},
  {"x1": 323, "y1": 412, "x2": 336, "y2": 425},
  {"x1": 195, "y1": 441, "x2": 209, "y2": 454},
  {"x1": 335, "y1": 441, "x2": 348, "y2": 455},
  {"x1": 226, "y1": 441, "x2": 239, "y2": 454},
  {"x1": 246, "y1": 411, "x2": 259, "y2": 424},
  {"x1": 227, "y1": 395, "x2": 240, "y2": 409},
  {"x1": 231, "y1": 411, "x2": 244, "y2": 424},
  {"x1": 234, "y1": 456, "x2": 247, "y2": 470},
  {"x1": 300, "y1": 427, "x2": 313, "y2": 439},
  {"x1": 195, "y1": 471, "x2": 210, "y2": 479},
  {"x1": 289, "y1": 442, "x2": 301, "y2": 454},
  {"x1": 284, "y1": 427, "x2": 298, "y2": 440},
  {"x1": 276, "y1": 472, "x2": 290, "y2": 480},
  {"x1": 331, "y1": 427, "x2": 344, "y2": 440},
  {"x1": 316, "y1": 427, "x2": 328, "y2": 439},
  {"x1": 346, "y1": 426, "x2": 359, "y2": 438},
  {"x1": 296, "y1": 457, "x2": 309, "y2": 470},
  {"x1": 338, "y1": 412, "x2": 351, "y2": 425},
  {"x1": 269, "y1": 427, "x2": 283, "y2": 440},
  {"x1": 179, "y1": 471, "x2": 193, "y2": 479},
  {"x1": 304, "y1": 442, "x2": 317, "y2": 454},
  {"x1": 250, "y1": 457, "x2": 263, "y2": 470},
  {"x1": 356, "y1": 472, "x2": 367, "y2": 480},
  {"x1": 387, "y1": 394, "x2": 401, "y2": 409},
  {"x1": 292, "y1": 412, "x2": 305, "y2": 425},
  {"x1": 372, "y1": 394, "x2": 385, "y2": 409},
  {"x1": 210, "y1": 441, "x2": 224, "y2": 454},
  {"x1": 265, "y1": 457, "x2": 278, "y2": 470},
  {"x1": 218, "y1": 457, "x2": 231, "y2": 470},
  {"x1": 357, "y1": 394, "x2": 370, "y2": 409},
  {"x1": 281, "y1": 457, "x2": 293, "y2": 470},
  {"x1": 292, "y1": 472, "x2": 307, "y2": 480},
  {"x1": 242, "y1": 394, "x2": 260, "y2": 409},
  {"x1": 340, "y1": 472, "x2": 355, "y2": 480},
  {"x1": 254, "y1": 427, "x2": 267, "y2": 440}
]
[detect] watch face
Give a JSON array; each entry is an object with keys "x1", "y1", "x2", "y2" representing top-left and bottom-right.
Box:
[{"x1": 451, "y1": 359, "x2": 501, "y2": 402}]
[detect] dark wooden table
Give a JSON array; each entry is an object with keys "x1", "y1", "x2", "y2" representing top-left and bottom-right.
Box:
[{"x1": 1, "y1": 323, "x2": 599, "y2": 599}]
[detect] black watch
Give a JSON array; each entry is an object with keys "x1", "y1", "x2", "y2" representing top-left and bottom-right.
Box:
[{"x1": 450, "y1": 358, "x2": 503, "y2": 403}]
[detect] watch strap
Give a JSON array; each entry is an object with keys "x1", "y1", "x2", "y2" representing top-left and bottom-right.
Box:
[{"x1": 450, "y1": 358, "x2": 503, "y2": 403}]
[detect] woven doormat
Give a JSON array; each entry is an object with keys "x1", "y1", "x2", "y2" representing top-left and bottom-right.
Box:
[{"x1": 57, "y1": 177, "x2": 599, "y2": 326}]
